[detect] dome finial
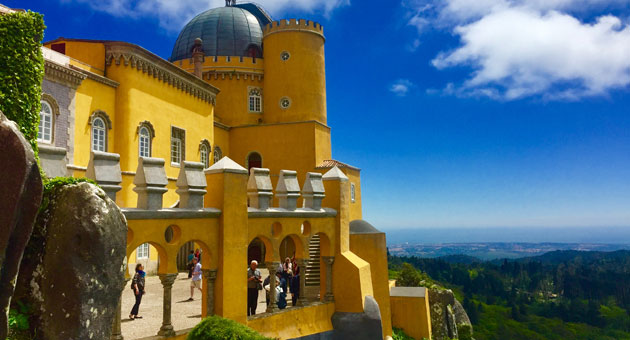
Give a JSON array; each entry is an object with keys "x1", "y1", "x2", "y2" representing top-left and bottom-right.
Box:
[{"x1": 225, "y1": 0, "x2": 236, "y2": 6}]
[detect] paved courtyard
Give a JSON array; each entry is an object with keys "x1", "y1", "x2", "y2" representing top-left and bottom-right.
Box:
[{"x1": 121, "y1": 269, "x2": 276, "y2": 339}]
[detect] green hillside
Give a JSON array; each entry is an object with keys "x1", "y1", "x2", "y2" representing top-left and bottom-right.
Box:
[{"x1": 389, "y1": 250, "x2": 630, "y2": 340}]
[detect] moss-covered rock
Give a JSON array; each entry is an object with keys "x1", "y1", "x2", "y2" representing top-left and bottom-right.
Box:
[{"x1": 187, "y1": 315, "x2": 273, "y2": 340}]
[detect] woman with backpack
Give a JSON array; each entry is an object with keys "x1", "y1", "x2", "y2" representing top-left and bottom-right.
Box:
[{"x1": 129, "y1": 263, "x2": 146, "y2": 320}]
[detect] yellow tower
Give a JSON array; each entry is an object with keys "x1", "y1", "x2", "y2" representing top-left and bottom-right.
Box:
[{"x1": 262, "y1": 19, "x2": 327, "y2": 125}]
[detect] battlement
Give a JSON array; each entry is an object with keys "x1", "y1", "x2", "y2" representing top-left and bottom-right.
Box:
[{"x1": 264, "y1": 19, "x2": 325, "y2": 38}]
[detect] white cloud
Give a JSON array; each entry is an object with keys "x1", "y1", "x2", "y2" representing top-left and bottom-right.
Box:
[
  {"x1": 390, "y1": 79, "x2": 414, "y2": 96},
  {"x1": 405, "y1": 0, "x2": 630, "y2": 100},
  {"x1": 63, "y1": 0, "x2": 349, "y2": 31}
]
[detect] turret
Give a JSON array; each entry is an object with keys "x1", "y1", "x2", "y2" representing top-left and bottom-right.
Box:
[{"x1": 262, "y1": 19, "x2": 327, "y2": 124}]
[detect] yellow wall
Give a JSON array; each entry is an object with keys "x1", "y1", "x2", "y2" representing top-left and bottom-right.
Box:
[
  {"x1": 105, "y1": 59, "x2": 215, "y2": 208},
  {"x1": 44, "y1": 40, "x2": 106, "y2": 75},
  {"x1": 263, "y1": 21, "x2": 327, "y2": 125},
  {"x1": 213, "y1": 124, "x2": 230, "y2": 163},
  {"x1": 73, "y1": 78, "x2": 117, "y2": 168},
  {"x1": 350, "y1": 232, "x2": 393, "y2": 338},
  {"x1": 248, "y1": 302, "x2": 335, "y2": 340},
  {"x1": 346, "y1": 169, "x2": 363, "y2": 221},
  {"x1": 229, "y1": 121, "x2": 330, "y2": 185},
  {"x1": 390, "y1": 294, "x2": 432, "y2": 340},
  {"x1": 177, "y1": 57, "x2": 264, "y2": 127}
]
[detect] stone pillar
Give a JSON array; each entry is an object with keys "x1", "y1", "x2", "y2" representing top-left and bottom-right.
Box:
[
  {"x1": 275, "y1": 170, "x2": 300, "y2": 210},
  {"x1": 322, "y1": 256, "x2": 335, "y2": 302},
  {"x1": 302, "y1": 172, "x2": 325, "y2": 210},
  {"x1": 266, "y1": 262, "x2": 280, "y2": 313},
  {"x1": 86, "y1": 151, "x2": 122, "y2": 201},
  {"x1": 133, "y1": 157, "x2": 168, "y2": 210},
  {"x1": 202, "y1": 269, "x2": 218, "y2": 317},
  {"x1": 176, "y1": 161, "x2": 207, "y2": 209},
  {"x1": 247, "y1": 167, "x2": 273, "y2": 209},
  {"x1": 110, "y1": 278, "x2": 129, "y2": 340},
  {"x1": 296, "y1": 259, "x2": 308, "y2": 306},
  {"x1": 157, "y1": 274, "x2": 178, "y2": 337}
]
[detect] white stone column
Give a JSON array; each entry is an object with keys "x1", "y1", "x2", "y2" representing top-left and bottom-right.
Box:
[
  {"x1": 322, "y1": 256, "x2": 335, "y2": 302},
  {"x1": 202, "y1": 269, "x2": 218, "y2": 317},
  {"x1": 296, "y1": 259, "x2": 308, "y2": 306},
  {"x1": 266, "y1": 262, "x2": 281, "y2": 313},
  {"x1": 157, "y1": 273, "x2": 178, "y2": 337}
]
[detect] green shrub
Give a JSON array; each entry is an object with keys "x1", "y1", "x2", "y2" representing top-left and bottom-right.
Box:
[
  {"x1": 0, "y1": 10, "x2": 45, "y2": 156},
  {"x1": 392, "y1": 328, "x2": 415, "y2": 340},
  {"x1": 187, "y1": 316, "x2": 273, "y2": 340},
  {"x1": 7, "y1": 301, "x2": 33, "y2": 340}
]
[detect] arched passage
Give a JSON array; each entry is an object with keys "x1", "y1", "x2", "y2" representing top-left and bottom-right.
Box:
[{"x1": 247, "y1": 151, "x2": 262, "y2": 170}]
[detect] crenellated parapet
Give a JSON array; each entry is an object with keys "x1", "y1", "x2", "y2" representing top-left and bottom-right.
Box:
[{"x1": 263, "y1": 19, "x2": 325, "y2": 39}]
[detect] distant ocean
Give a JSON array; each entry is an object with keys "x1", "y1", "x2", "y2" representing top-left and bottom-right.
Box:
[{"x1": 384, "y1": 226, "x2": 630, "y2": 245}]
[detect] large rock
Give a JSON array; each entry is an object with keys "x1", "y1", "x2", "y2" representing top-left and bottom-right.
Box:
[
  {"x1": 331, "y1": 295, "x2": 383, "y2": 340},
  {"x1": 428, "y1": 288, "x2": 474, "y2": 340},
  {"x1": 14, "y1": 182, "x2": 127, "y2": 340},
  {"x1": 0, "y1": 112, "x2": 43, "y2": 339}
]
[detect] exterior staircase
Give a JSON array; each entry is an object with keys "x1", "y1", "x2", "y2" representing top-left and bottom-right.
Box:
[{"x1": 303, "y1": 234, "x2": 321, "y2": 300}]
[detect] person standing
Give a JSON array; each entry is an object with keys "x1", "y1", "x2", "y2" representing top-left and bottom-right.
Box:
[
  {"x1": 129, "y1": 264, "x2": 145, "y2": 320},
  {"x1": 290, "y1": 266, "x2": 300, "y2": 306},
  {"x1": 187, "y1": 257, "x2": 202, "y2": 301},
  {"x1": 247, "y1": 260, "x2": 262, "y2": 316}
]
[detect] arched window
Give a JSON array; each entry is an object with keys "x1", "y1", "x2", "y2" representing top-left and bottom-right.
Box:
[
  {"x1": 247, "y1": 152, "x2": 262, "y2": 170},
  {"x1": 213, "y1": 146, "x2": 222, "y2": 164},
  {"x1": 248, "y1": 88, "x2": 262, "y2": 113},
  {"x1": 139, "y1": 127, "x2": 151, "y2": 157},
  {"x1": 199, "y1": 140, "x2": 210, "y2": 168},
  {"x1": 38, "y1": 101, "x2": 53, "y2": 143},
  {"x1": 92, "y1": 117, "x2": 106, "y2": 152}
]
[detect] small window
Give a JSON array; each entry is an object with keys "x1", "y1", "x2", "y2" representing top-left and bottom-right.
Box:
[
  {"x1": 137, "y1": 243, "x2": 150, "y2": 259},
  {"x1": 249, "y1": 88, "x2": 262, "y2": 113},
  {"x1": 171, "y1": 127, "x2": 185, "y2": 166},
  {"x1": 38, "y1": 101, "x2": 53, "y2": 143},
  {"x1": 92, "y1": 117, "x2": 107, "y2": 152},
  {"x1": 199, "y1": 142, "x2": 210, "y2": 168},
  {"x1": 281, "y1": 51, "x2": 290, "y2": 61},
  {"x1": 280, "y1": 97, "x2": 291, "y2": 109},
  {"x1": 351, "y1": 183, "x2": 356, "y2": 203},
  {"x1": 213, "y1": 146, "x2": 222, "y2": 164},
  {"x1": 139, "y1": 126, "x2": 151, "y2": 158}
]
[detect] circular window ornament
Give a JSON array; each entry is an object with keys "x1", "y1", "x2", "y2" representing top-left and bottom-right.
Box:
[
  {"x1": 280, "y1": 97, "x2": 291, "y2": 109},
  {"x1": 280, "y1": 51, "x2": 290, "y2": 61}
]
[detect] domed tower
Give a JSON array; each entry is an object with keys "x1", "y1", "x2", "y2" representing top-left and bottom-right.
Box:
[
  {"x1": 170, "y1": 3, "x2": 271, "y2": 126},
  {"x1": 262, "y1": 19, "x2": 327, "y2": 125}
]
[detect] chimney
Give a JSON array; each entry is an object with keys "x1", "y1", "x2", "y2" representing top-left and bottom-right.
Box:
[{"x1": 191, "y1": 38, "x2": 204, "y2": 79}]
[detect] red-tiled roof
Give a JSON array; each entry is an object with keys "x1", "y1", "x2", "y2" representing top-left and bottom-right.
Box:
[{"x1": 316, "y1": 159, "x2": 361, "y2": 171}]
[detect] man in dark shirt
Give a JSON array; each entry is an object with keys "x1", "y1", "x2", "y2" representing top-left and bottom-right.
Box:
[{"x1": 247, "y1": 260, "x2": 262, "y2": 316}]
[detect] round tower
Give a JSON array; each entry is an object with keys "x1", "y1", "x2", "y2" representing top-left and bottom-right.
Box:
[{"x1": 262, "y1": 19, "x2": 327, "y2": 125}]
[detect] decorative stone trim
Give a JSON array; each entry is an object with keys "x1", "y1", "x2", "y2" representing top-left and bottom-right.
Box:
[
  {"x1": 214, "y1": 121, "x2": 231, "y2": 131},
  {"x1": 41, "y1": 93, "x2": 60, "y2": 116},
  {"x1": 199, "y1": 139, "x2": 211, "y2": 152},
  {"x1": 136, "y1": 120, "x2": 155, "y2": 139},
  {"x1": 104, "y1": 42, "x2": 218, "y2": 105},
  {"x1": 66, "y1": 164, "x2": 87, "y2": 171},
  {"x1": 276, "y1": 170, "x2": 301, "y2": 210},
  {"x1": 247, "y1": 207, "x2": 337, "y2": 218},
  {"x1": 247, "y1": 168, "x2": 273, "y2": 210},
  {"x1": 121, "y1": 208, "x2": 221, "y2": 220},
  {"x1": 44, "y1": 60, "x2": 86, "y2": 88},
  {"x1": 89, "y1": 110, "x2": 112, "y2": 129},
  {"x1": 69, "y1": 65, "x2": 119, "y2": 88},
  {"x1": 206, "y1": 71, "x2": 264, "y2": 81}
]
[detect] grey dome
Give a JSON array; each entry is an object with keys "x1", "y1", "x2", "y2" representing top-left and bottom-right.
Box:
[{"x1": 170, "y1": 6, "x2": 263, "y2": 61}]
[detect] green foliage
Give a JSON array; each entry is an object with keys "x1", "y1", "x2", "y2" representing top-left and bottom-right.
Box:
[
  {"x1": 187, "y1": 316, "x2": 273, "y2": 340},
  {"x1": 38, "y1": 176, "x2": 97, "y2": 214},
  {"x1": 7, "y1": 301, "x2": 33, "y2": 340},
  {"x1": 395, "y1": 263, "x2": 436, "y2": 288},
  {"x1": 0, "y1": 10, "x2": 45, "y2": 155},
  {"x1": 392, "y1": 328, "x2": 417, "y2": 340}
]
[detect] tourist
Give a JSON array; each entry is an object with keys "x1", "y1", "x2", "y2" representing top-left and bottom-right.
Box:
[
  {"x1": 129, "y1": 263, "x2": 145, "y2": 320},
  {"x1": 247, "y1": 260, "x2": 262, "y2": 316},
  {"x1": 187, "y1": 257, "x2": 202, "y2": 301},
  {"x1": 275, "y1": 271, "x2": 287, "y2": 309},
  {"x1": 283, "y1": 257, "x2": 292, "y2": 273},
  {"x1": 194, "y1": 248, "x2": 202, "y2": 263},
  {"x1": 187, "y1": 250, "x2": 195, "y2": 278},
  {"x1": 290, "y1": 266, "x2": 300, "y2": 306},
  {"x1": 263, "y1": 275, "x2": 271, "y2": 306}
]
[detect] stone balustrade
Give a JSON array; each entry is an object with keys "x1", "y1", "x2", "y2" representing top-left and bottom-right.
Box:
[
  {"x1": 86, "y1": 151, "x2": 122, "y2": 201},
  {"x1": 247, "y1": 167, "x2": 273, "y2": 209},
  {"x1": 133, "y1": 157, "x2": 168, "y2": 209},
  {"x1": 276, "y1": 170, "x2": 301, "y2": 210},
  {"x1": 302, "y1": 172, "x2": 325, "y2": 210},
  {"x1": 176, "y1": 161, "x2": 207, "y2": 209}
]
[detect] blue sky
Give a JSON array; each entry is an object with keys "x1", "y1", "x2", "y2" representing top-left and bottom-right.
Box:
[{"x1": 12, "y1": 0, "x2": 630, "y2": 231}]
